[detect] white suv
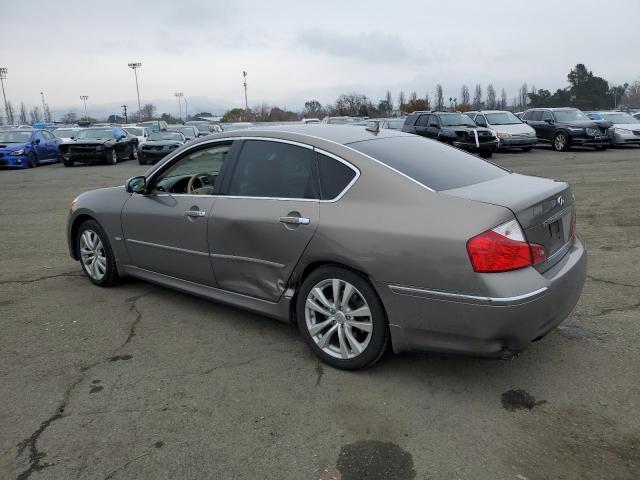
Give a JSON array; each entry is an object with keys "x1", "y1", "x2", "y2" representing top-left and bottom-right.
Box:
[{"x1": 467, "y1": 110, "x2": 537, "y2": 151}]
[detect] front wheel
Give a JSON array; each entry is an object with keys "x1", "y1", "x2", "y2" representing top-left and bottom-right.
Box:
[
  {"x1": 594, "y1": 145, "x2": 609, "y2": 151},
  {"x1": 63, "y1": 158, "x2": 74, "y2": 167},
  {"x1": 553, "y1": 132, "x2": 570, "y2": 151},
  {"x1": 27, "y1": 152, "x2": 38, "y2": 168},
  {"x1": 130, "y1": 146, "x2": 139, "y2": 160},
  {"x1": 76, "y1": 220, "x2": 119, "y2": 287},
  {"x1": 521, "y1": 146, "x2": 532, "y2": 152},
  {"x1": 108, "y1": 149, "x2": 118, "y2": 165},
  {"x1": 297, "y1": 266, "x2": 388, "y2": 370},
  {"x1": 479, "y1": 150, "x2": 493, "y2": 158}
]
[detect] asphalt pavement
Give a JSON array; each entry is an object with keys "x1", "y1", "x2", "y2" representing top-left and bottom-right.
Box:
[{"x1": 1, "y1": 145, "x2": 639, "y2": 480}]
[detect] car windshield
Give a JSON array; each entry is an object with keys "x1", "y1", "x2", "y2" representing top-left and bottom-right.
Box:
[
  {"x1": 554, "y1": 110, "x2": 589, "y2": 122},
  {"x1": 485, "y1": 112, "x2": 522, "y2": 125},
  {"x1": 187, "y1": 122, "x2": 209, "y2": 130},
  {"x1": 439, "y1": 114, "x2": 477, "y2": 127},
  {"x1": 138, "y1": 122, "x2": 160, "y2": 132},
  {"x1": 386, "y1": 119, "x2": 405, "y2": 129},
  {"x1": 149, "y1": 132, "x2": 183, "y2": 141},
  {"x1": 76, "y1": 129, "x2": 115, "y2": 140},
  {"x1": 602, "y1": 113, "x2": 640, "y2": 124},
  {"x1": 349, "y1": 136, "x2": 508, "y2": 191},
  {"x1": 328, "y1": 117, "x2": 356, "y2": 124},
  {"x1": 169, "y1": 127, "x2": 195, "y2": 137},
  {"x1": 53, "y1": 129, "x2": 78, "y2": 138},
  {"x1": 0, "y1": 131, "x2": 31, "y2": 143},
  {"x1": 124, "y1": 127, "x2": 143, "y2": 136}
]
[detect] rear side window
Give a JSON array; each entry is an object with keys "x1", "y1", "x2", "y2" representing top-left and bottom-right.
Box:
[
  {"x1": 317, "y1": 153, "x2": 356, "y2": 200},
  {"x1": 228, "y1": 140, "x2": 317, "y2": 199},
  {"x1": 415, "y1": 115, "x2": 429, "y2": 127},
  {"x1": 349, "y1": 136, "x2": 508, "y2": 191}
]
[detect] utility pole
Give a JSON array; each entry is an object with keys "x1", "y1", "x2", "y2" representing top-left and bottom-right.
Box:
[
  {"x1": 122, "y1": 104, "x2": 128, "y2": 124},
  {"x1": 242, "y1": 71, "x2": 248, "y2": 111},
  {"x1": 174, "y1": 92, "x2": 183, "y2": 122},
  {"x1": 128, "y1": 62, "x2": 143, "y2": 120},
  {"x1": 182, "y1": 95, "x2": 188, "y2": 121},
  {"x1": 80, "y1": 95, "x2": 89, "y2": 120},
  {"x1": 0, "y1": 68, "x2": 9, "y2": 124}
]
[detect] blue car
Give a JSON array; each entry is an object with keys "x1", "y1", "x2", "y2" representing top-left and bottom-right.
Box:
[{"x1": 0, "y1": 129, "x2": 60, "y2": 169}]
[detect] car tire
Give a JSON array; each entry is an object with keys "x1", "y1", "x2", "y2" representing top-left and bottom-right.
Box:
[
  {"x1": 479, "y1": 150, "x2": 493, "y2": 158},
  {"x1": 27, "y1": 152, "x2": 38, "y2": 168},
  {"x1": 76, "y1": 220, "x2": 119, "y2": 287},
  {"x1": 108, "y1": 149, "x2": 118, "y2": 165},
  {"x1": 521, "y1": 146, "x2": 532, "y2": 152},
  {"x1": 130, "y1": 147, "x2": 139, "y2": 161},
  {"x1": 138, "y1": 157, "x2": 146, "y2": 165},
  {"x1": 296, "y1": 266, "x2": 388, "y2": 370},
  {"x1": 63, "y1": 158, "x2": 74, "y2": 167},
  {"x1": 553, "y1": 132, "x2": 570, "y2": 152},
  {"x1": 595, "y1": 145, "x2": 608, "y2": 150}
]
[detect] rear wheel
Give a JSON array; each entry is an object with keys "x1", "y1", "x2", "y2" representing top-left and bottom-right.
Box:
[
  {"x1": 76, "y1": 220, "x2": 119, "y2": 287},
  {"x1": 553, "y1": 132, "x2": 570, "y2": 151},
  {"x1": 297, "y1": 266, "x2": 388, "y2": 370}
]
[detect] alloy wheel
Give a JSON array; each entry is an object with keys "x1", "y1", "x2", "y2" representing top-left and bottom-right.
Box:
[
  {"x1": 304, "y1": 278, "x2": 373, "y2": 360},
  {"x1": 110, "y1": 150, "x2": 117, "y2": 164},
  {"x1": 554, "y1": 133, "x2": 567, "y2": 151},
  {"x1": 79, "y1": 229, "x2": 107, "y2": 281}
]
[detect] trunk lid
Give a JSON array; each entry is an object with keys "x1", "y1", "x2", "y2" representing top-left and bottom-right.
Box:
[{"x1": 443, "y1": 173, "x2": 574, "y2": 272}]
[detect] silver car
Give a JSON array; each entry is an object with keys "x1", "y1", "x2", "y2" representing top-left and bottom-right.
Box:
[
  {"x1": 586, "y1": 111, "x2": 640, "y2": 146},
  {"x1": 67, "y1": 125, "x2": 587, "y2": 369}
]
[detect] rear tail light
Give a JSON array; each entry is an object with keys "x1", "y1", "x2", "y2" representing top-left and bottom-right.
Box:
[{"x1": 467, "y1": 219, "x2": 546, "y2": 273}]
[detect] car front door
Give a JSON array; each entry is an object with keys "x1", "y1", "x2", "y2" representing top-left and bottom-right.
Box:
[
  {"x1": 413, "y1": 114, "x2": 430, "y2": 137},
  {"x1": 526, "y1": 110, "x2": 544, "y2": 139},
  {"x1": 121, "y1": 141, "x2": 235, "y2": 285},
  {"x1": 426, "y1": 115, "x2": 441, "y2": 139},
  {"x1": 208, "y1": 139, "x2": 320, "y2": 302},
  {"x1": 41, "y1": 130, "x2": 58, "y2": 160},
  {"x1": 32, "y1": 131, "x2": 48, "y2": 159},
  {"x1": 539, "y1": 111, "x2": 555, "y2": 140}
]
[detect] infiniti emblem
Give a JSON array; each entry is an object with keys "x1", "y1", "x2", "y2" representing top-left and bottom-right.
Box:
[{"x1": 557, "y1": 195, "x2": 565, "y2": 206}]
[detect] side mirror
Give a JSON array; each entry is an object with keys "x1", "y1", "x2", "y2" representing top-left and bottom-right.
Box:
[
  {"x1": 34, "y1": 138, "x2": 41, "y2": 144},
  {"x1": 126, "y1": 176, "x2": 147, "y2": 194},
  {"x1": 545, "y1": 118, "x2": 554, "y2": 124}
]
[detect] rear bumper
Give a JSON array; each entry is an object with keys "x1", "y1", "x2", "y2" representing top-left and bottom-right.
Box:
[{"x1": 380, "y1": 235, "x2": 587, "y2": 356}]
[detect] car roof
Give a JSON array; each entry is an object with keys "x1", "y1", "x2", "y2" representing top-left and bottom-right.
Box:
[
  {"x1": 6, "y1": 129, "x2": 34, "y2": 134},
  {"x1": 198, "y1": 124, "x2": 411, "y2": 146},
  {"x1": 473, "y1": 110, "x2": 511, "y2": 114}
]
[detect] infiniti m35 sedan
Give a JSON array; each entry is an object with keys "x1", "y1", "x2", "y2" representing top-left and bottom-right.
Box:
[{"x1": 67, "y1": 125, "x2": 586, "y2": 369}]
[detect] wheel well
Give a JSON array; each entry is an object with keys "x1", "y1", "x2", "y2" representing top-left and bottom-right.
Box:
[
  {"x1": 70, "y1": 214, "x2": 95, "y2": 259},
  {"x1": 288, "y1": 261, "x2": 383, "y2": 325}
]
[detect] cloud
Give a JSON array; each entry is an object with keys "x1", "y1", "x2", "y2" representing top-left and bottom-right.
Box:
[{"x1": 297, "y1": 29, "x2": 427, "y2": 64}]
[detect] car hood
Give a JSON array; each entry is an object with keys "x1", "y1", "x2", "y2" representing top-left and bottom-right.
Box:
[
  {"x1": 611, "y1": 123, "x2": 640, "y2": 131},
  {"x1": 0, "y1": 142, "x2": 28, "y2": 151},
  {"x1": 69, "y1": 139, "x2": 112, "y2": 146},
  {"x1": 144, "y1": 140, "x2": 183, "y2": 146},
  {"x1": 555, "y1": 120, "x2": 610, "y2": 129},
  {"x1": 488, "y1": 123, "x2": 535, "y2": 135}
]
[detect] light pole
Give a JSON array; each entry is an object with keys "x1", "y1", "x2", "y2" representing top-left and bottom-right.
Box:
[
  {"x1": 40, "y1": 91, "x2": 48, "y2": 121},
  {"x1": 80, "y1": 95, "x2": 89, "y2": 120},
  {"x1": 242, "y1": 71, "x2": 248, "y2": 111},
  {"x1": 128, "y1": 62, "x2": 142, "y2": 120},
  {"x1": 174, "y1": 92, "x2": 183, "y2": 122},
  {"x1": 0, "y1": 67, "x2": 9, "y2": 124},
  {"x1": 182, "y1": 95, "x2": 188, "y2": 121}
]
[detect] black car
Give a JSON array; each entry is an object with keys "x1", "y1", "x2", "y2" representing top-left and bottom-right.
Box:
[
  {"x1": 59, "y1": 127, "x2": 139, "y2": 167},
  {"x1": 138, "y1": 131, "x2": 186, "y2": 165},
  {"x1": 521, "y1": 108, "x2": 611, "y2": 151},
  {"x1": 402, "y1": 111, "x2": 499, "y2": 158}
]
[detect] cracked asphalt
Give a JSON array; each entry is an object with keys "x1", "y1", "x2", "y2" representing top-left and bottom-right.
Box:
[{"x1": 1, "y1": 145, "x2": 639, "y2": 480}]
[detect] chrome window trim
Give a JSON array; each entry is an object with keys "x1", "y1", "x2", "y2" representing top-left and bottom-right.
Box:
[
  {"x1": 126, "y1": 238, "x2": 209, "y2": 257},
  {"x1": 389, "y1": 284, "x2": 548, "y2": 306},
  {"x1": 145, "y1": 135, "x2": 361, "y2": 203}
]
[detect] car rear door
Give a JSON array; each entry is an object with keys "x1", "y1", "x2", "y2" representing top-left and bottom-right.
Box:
[
  {"x1": 208, "y1": 139, "x2": 320, "y2": 302},
  {"x1": 121, "y1": 140, "x2": 236, "y2": 286}
]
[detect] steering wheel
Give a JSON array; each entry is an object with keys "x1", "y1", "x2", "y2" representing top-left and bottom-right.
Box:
[{"x1": 187, "y1": 172, "x2": 216, "y2": 194}]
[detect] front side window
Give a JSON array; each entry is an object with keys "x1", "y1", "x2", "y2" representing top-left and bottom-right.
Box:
[
  {"x1": 554, "y1": 110, "x2": 588, "y2": 122},
  {"x1": 42, "y1": 130, "x2": 55, "y2": 140},
  {"x1": 154, "y1": 143, "x2": 231, "y2": 195},
  {"x1": 475, "y1": 115, "x2": 487, "y2": 126},
  {"x1": 228, "y1": 140, "x2": 317, "y2": 199},
  {"x1": 317, "y1": 153, "x2": 357, "y2": 200},
  {"x1": 428, "y1": 116, "x2": 440, "y2": 127},
  {"x1": 416, "y1": 115, "x2": 429, "y2": 127},
  {"x1": 541, "y1": 111, "x2": 553, "y2": 121}
]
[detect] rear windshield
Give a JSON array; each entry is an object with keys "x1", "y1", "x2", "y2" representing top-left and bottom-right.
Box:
[{"x1": 348, "y1": 136, "x2": 508, "y2": 191}]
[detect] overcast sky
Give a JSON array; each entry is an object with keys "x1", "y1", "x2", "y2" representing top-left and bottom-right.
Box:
[{"x1": 1, "y1": 0, "x2": 639, "y2": 116}]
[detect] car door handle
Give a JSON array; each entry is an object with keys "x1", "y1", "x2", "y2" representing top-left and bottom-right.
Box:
[
  {"x1": 184, "y1": 210, "x2": 206, "y2": 217},
  {"x1": 279, "y1": 216, "x2": 310, "y2": 225}
]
